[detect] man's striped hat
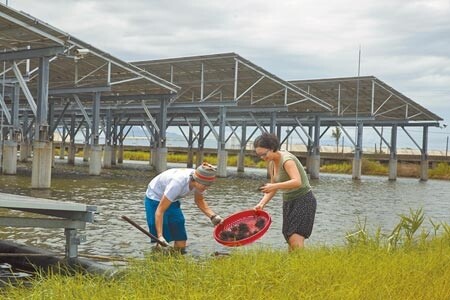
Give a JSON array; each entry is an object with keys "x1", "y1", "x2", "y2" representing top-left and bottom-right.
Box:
[{"x1": 193, "y1": 162, "x2": 217, "y2": 186}]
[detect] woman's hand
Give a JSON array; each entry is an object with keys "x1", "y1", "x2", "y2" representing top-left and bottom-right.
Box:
[
  {"x1": 259, "y1": 183, "x2": 277, "y2": 194},
  {"x1": 254, "y1": 202, "x2": 265, "y2": 211}
]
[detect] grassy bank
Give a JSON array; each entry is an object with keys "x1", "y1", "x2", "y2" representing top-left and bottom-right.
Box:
[
  {"x1": 63, "y1": 148, "x2": 450, "y2": 179},
  {"x1": 3, "y1": 210, "x2": 450, "y2": 299},
  {"x1": 119, "y1": 150, "x2": 450, "y2": 180},
  {"x1": 320, "y1": 159, "x2": 450, "y2": 180}
]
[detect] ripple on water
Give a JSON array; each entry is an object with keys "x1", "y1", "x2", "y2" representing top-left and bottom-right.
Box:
[{"x1": 1, "y1": 164, "x2": 450, "y2": 257}]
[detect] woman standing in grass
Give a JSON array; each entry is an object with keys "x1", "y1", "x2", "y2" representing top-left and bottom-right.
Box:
[
  {"x1": 253, "y1": 132, "x2": 317, "y2": 250},
  {"x1": 144, "y1": 162, "x2": 223, "y2": 252}
]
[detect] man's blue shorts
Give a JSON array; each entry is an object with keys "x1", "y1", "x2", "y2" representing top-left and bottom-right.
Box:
[{"x1": 144, "y1": 196, "x2": 187, "y2": 243}]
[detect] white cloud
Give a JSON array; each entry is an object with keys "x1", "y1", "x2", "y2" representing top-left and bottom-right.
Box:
[{"x1": 4, "y1": 0, "x2": 450, "y2": 126}]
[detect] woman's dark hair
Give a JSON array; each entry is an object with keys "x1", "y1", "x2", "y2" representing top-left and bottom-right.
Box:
[{"x1": 253, "y1": 132, "x2": 279, "y2": 151}]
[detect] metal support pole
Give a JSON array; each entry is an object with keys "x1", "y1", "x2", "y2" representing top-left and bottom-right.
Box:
[
  {"x1": 31, "y1": 57, "x2": 52, "y2": 188},
  {"x1": 388, "y1": 124, "x2": 398, "y2": 181},
  {"x1": 64, "y1": 228, "x2": 85, "y2": 260},
  {"x1": 446, "y1": 136, "x2": 448, "y2": 157},
  {"x1": 420, "y1": 126, "x2": 429, "y2": 181},
  {"x1": 309, "y1": 116, "x2": 321, "y2": 179},
  {"x1": 238, "y1": 122, "x2": 247, "y2": 172},
  {"x1": 270, "y1": 112, "x2": 276, "y2": 135},
  {"x1": 352, "y1": 122, "x2": 364, "y2": 180},
  {"x1": 196, "y1": 117, "x2": 205, "y2": 167},
  {"x1": 35, "y1": 57, "x2": 50, "y2": 141},
  {"x1": 187, "y1": 127, "x2": 194, "y2": 168},
  {"x1": 103, "y1": 109, "x2": 112, "y2": 168},
  {"x1": 217, "y1": 106, "x2": 228, "y2": 177},
  {"x1": 89, "y1": 92, "x2": 102, "y2": 175},
  {"x1": 155, "y1": 97, "x2": 168, "y2": 172}
]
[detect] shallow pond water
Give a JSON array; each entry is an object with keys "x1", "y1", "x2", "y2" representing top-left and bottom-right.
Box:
[{"x1": 1, "y1": 159, "x2": 449, "y2": 259}]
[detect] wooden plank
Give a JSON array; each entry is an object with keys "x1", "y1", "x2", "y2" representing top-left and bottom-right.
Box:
[
  {"x1": 0, "y1": 192, "x2": 97, "y2": 213},
  {"x1": 0, "y1": 216, "x2": 86, "y2": 229}
]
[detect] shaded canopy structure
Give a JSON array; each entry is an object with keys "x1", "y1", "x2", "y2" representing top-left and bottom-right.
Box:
[
  {"x1": 291, "y1": 76, "x2": 442, "y2": 122},
  {"x1": 0, "y1": 3, "x2": 444, "y2": 188}
]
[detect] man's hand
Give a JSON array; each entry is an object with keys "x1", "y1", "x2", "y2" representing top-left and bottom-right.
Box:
[
  {"x1": 157, "y1": 236, "x2": 169, "y2": 247},
  {"x1": 210, "y1": 214, "x2": 223, "y2": 226}
]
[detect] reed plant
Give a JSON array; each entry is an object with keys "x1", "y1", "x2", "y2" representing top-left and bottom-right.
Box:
[
  {"x1": 123, "y1": 151, "x2": 149, "y2": 161},
  {"x1": 119, "y1": 151, "x2": 266, "y2": 169},
  {"x1": 321, "y1": 159, "x2": 450, "y2": 180},
  {"x1": 3, "y1": 210, "x2": 449, "y2": 300},
  {"x1": 321, "y1": 159, "x2": 388, "y2": 175},
  {"x1": 429, "y1": 162, "x2": 450, "y2": 180},
  {"x1": 344, "y1": 208, "x2": 437, "y2": 251},
  {"x1": 71, "y1": 148, "x2": 450, "y2": 180},
  {"x1": 360, "y1": 159, "x2": 388, "y2": 175},
  {"x1": 320, "y1": 161, "x2": 353, "y2": 174}
]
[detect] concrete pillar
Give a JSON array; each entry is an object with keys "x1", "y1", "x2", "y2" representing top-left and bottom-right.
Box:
[
  {"x1": 51, "y1": 142, "x2": 56, "y2": 168},
  {"x1": 420, "y1": 160, "x2": 428, "y2": 181},
  {"x1": 67, "y1": 143, "x2": 76, "y2": 165},
  {"x1": 388, "y1": 159, "x2": 398, "y2": 181},
  {"x1": 309, "y1": 155, "x2": 321, "y2": 179},
  {"x1": 150, "y1": 147, "x2": 157, "y2": 167},
  {"x1": 59, "y1": 142, "x2": 65, "y2": 159},
  {"x1": 2, "y1": 140, "x2": 18, "y2": 175},
  {"x1": 31, "y1": 141, "x2": 53, "y2": 189},
  {"x1": 155, "y1": 147, "x2": 167, "y2": 173},
  {"x1": 111, "y1": 145, "x2": 117, "y2": 166},
  {"x1": 19, "y1": 141, "x2": 30, "y2": 162},
  {"x1": 217, "y1": 149, "x2": 228, "y2": 177},
  {"x1": 187, "y1": 148, "x2": 194, "y2": 168},
  {"x1": 305, "y1": 154, "x2": 312, "y2": 174},
  {"x1": 27, "y1": 141, "x2": 32, "y2": 158},
  {"x1": 83, "y1": 144, "x2": 90, "y2": 162},
  {"x1": 103, "y1": 145, "x2": 112, "y2": 169},
  {"x1": 89, "y1": 145, "x2": 103, "y2": 175},
  {"x1": 352, "y1": 158, "x2": 362, "y2": 180},
  {"x1": 118, "y1": 145, "x2": 124, "y2": 164},
  {"x1": 237, "y1": 150, "x2": 245, "y2": 172},
  {"x1": 196, "y1": 150, "x2": 204, "y2": 167}
]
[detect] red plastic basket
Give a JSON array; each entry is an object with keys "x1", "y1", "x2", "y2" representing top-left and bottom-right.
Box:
[{"x1": 214, "y1": 209, "x2": 272, "y2": 247}]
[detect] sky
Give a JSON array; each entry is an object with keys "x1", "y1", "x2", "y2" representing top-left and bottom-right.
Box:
[{"x1": 3, "y1": 0, "x2": 450, "y2": 149}]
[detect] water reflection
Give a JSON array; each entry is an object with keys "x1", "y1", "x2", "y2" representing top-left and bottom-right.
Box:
[{"x1": 1, "y1": 162, "x2": 450, "y2": 258}]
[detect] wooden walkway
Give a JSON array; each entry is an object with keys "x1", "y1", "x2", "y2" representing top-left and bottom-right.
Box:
[{"x1": 0, "y1": 193, "x2": 97, "y2": 259}]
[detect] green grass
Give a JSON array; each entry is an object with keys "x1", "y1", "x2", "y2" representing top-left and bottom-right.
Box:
[
  {"x1": 62, "y1": 147, "x2": 450, "y2": 179},
  {"x1": 119, "y1": 151, "x2": 266, "y2": 168},
  {"x1": 320, "y1": 161, "x2": 353, "y2": 174},
  {"x1": 429, "y1": 162, "x2": 450, "y2": 180},
  {"x1": 320, "y1": 158, "x2": 388, "y2": 175},
  {"x1": 3, "y1": 210, "x2": 450, "y2": 300}
]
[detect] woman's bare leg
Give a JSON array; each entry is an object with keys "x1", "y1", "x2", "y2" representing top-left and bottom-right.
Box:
[{"x1": 288, "y1": 233, "x2": 305, "y2": 251}]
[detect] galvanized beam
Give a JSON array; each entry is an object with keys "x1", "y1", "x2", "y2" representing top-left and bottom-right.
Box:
[
  {"x1": 0, "y1": 217, "x2": 87, "y2": 230},
  {"x1": 49, "y1": 86, "x2": 111, "y2": 95},
  {"x1": 0, "y1": 46, "x2": 65, "y2": 61}
]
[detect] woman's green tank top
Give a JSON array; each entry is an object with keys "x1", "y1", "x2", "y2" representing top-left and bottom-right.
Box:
[{"x1": 272, "y1": 151, "x2": 311, "y2": 201}]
